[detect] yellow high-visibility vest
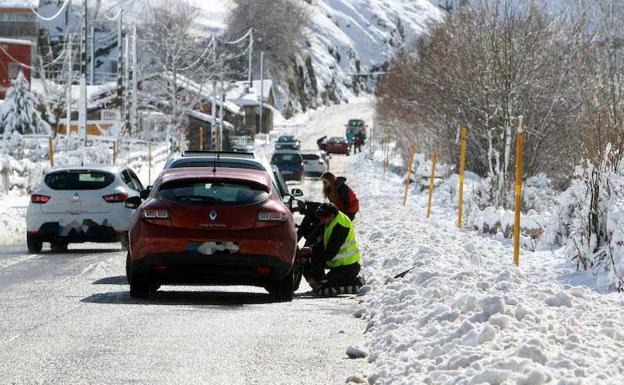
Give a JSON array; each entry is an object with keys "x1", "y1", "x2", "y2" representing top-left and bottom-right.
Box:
[{"x1": 323, "y1": 211, "x2": 361, "y2": 268}]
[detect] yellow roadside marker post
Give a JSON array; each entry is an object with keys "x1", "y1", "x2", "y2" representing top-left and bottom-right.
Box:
[
  {"x1": 426, "y1": 149, "x2": 437, "y2": 219},
  {"x1": 199, "y1": 126, "x2": 204, "y2": 150},
  {"x1": 514, "y1": 116, "x2": 525, "y2": 266},
  {"x1": 457, "y1": 127, "x2": 468, "y2": 229},
  {"x1": 112, "y1": 141, "x2": 117, "y2": 165},
  {"x1": 402, "y1": 144, "x2": 417, "y2": 207},
  {"x1": 48, "y1": 137, "x2": 54, "y2": 167}
]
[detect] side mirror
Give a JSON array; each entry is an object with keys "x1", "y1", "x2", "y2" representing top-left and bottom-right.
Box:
[
  {"x1": 125, "y1": 196, "x2": 142, "y2": 209},
  {"x1": 140, "y1": 186, "x2": 152, "y2": 200},
  {"x1": 291, "y1": 188, "x2": 304, "y2": 197}
]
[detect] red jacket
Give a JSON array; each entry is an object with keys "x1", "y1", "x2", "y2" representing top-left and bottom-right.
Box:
[{"x1": 329, "y1": 177, "x2": 359, "y2": 218}]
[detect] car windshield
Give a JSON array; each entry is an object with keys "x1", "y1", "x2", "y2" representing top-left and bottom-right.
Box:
[
  {"x1": 348, "y1": 119, "x2": 364, "y2": 128},
  {"x1": 45, "y1": 170, "x2": 115, "y2": 190},
  {"x1": 303, "y1": 154, "x2": 320, "y2": 160},
  {"x1": 278, "y1": 136, "x2": 296, "y2": 143},
  {"x1": 271, "y1": 154, "x2": 302, "y2": 163},
  {"x1": 159, "y1": 180, "x2": 269, "y2": 206}
]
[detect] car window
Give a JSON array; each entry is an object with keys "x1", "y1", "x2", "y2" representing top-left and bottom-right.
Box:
[
  {"x1": 123, "y1": 169, "x2": 144, "y2": 192},
  {"x1": 45, "y1": 170, "x2": 115, "y2": 190},
  {"x1": 303, "y1": 154, "x2": 319, "y2": 160},
  {"x1": 278, "y1": 136, "x2": 295, "y2": 143},
  {"x1": 170, "y1": 159, "x2": 265, "y2": 170},
  {"x1": 271, "y1": 154, "x2": 302, "y2": 163},
  {"x1": 159, "y1": 180, "x2": 269, "y2": 206}
]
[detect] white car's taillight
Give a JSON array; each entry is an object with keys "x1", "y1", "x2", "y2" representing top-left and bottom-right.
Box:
[
  {"x1": 141, "y1": 209, "x2": 170, "y2": 219},
  {"x1": 257, "y1": 211, "x2": 288, "y2": 222},
  {"x1": 102, "y1": 192, "x2": 129, "y2": 203},
  {"x1": 31, "y1": 194, "x2": 50, "y2": 204}
]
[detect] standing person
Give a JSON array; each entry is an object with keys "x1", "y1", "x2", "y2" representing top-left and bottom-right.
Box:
[
  {"x1": 299, "y1": 203, "x2": 362, "y2": 295},
  {"x1": 321, "y1": 172, "x2": 359, "y2": 220}
]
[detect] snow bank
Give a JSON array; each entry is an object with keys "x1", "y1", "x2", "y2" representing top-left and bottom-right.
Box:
[{"x1": 346, "y1": 154, "x2": 624, "y2": 384}]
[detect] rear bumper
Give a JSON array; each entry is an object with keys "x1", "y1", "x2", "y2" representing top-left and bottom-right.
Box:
[
  {"x1": 133, "y1": 251, "x2": 292, "y2": 286},
  {"x1": 29, "y1": 221, "x2": 124, "y2": 243}
]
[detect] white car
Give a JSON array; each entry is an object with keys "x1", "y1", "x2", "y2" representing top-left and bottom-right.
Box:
[
  {"x1": 26, "y1": 166, "x2": 143, "y2": 253},
  {"x1": 302, "y1": 151, "x2": 328, "y2": 177}
]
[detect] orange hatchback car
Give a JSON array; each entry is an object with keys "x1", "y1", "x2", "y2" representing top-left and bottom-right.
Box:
[{"x1": 125, "y1": 167, "x2": 299, "y2": 300}]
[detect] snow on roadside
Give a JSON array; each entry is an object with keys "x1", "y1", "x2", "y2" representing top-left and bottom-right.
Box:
[{"x1": 347, "y1": 153, "x2": 624, "y2": 385}]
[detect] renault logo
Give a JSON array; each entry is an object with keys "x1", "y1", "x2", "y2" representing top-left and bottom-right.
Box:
[
  {"x1": 209, "y1": 209, "x2": 218, "y2": 221},
  {"x1": 73, "y1": 192, "x2": 80, "y2": 200}
]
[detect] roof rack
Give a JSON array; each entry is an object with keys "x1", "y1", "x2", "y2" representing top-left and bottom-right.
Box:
[{"x1": 182, "y1": 150, "x2": 255, "y2": 159}]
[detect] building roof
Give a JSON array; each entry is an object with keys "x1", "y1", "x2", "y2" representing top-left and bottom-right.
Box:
[
  {"x1": 187, "y1": 109, "x2": 234, "y2": 130},
  {"x1": 0, "y1": 1, "x2": 39, "y2": 9},
  {"x1": 0, "y1": 37, "x2": 33, "y2": 46},
  {"x1": 227, "y1": 80, "x2": 274, "y2": 108}
]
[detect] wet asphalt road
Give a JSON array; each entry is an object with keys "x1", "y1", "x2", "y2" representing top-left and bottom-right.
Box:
[{"x1": 0, "y1": 101, "x2": 374, "y2": 384}]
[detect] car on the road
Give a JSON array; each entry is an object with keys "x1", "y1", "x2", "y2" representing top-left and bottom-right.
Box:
[
  {"x1": 270, "y1": 151, "x2": 304, "y2": 182},
  {"x1": 324, "y1": 137, "x2": 350, "y2": 155},
  {"x1": 26, "y1": 166, "x2": 143, "y2": 253},
  {"x1": 302, "y1": 151, "x2": 328, "y2": 177},
  {"x1": 275, "y1": 135, "x2": 301, "y2": 151},
  {"x1": 162, "y1": 151, "x2": 301, "y2": 199},
  {"x1": 124, "y1": 167, "x2": 300, "y2": 300}
]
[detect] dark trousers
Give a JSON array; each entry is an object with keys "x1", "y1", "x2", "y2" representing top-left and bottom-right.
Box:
[{"x1": 306, "y1": 257, "x2": 361, "y2": 287}]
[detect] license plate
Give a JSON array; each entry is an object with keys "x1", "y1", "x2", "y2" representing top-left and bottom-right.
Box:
[{"x1": 188, "y1": 241, "x2": 239, "y2": 255}]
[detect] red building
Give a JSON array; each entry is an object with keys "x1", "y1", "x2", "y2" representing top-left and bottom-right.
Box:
[{"x1": 0, "y1": 37, "x2": 32, "y2": 99}]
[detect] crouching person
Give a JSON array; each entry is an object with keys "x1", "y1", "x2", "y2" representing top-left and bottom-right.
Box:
[{"x1": 299, "y1": 202, "x2": 363, "y2": 296}]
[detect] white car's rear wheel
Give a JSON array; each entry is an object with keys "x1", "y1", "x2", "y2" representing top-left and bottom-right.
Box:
[{"x1": 26, "y1": 233, "x2": 42, "y2": 253}]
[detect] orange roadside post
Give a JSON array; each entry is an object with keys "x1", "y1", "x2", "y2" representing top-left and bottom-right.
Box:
[
  {"x1": 457, "y1": 127, "x2": 468, "y2": 229},
  {"x1": 48, "y1": 137, "x2": 54, "y2": 167},
  {"x1": 426, "y1": 149, "x2": 438, "y2": 219},
  {"x1": 402, "y1": 144, "x2": 417, "y2": 207},
  {"x1": 199, "y1": 126, "x2": 204, "y2": 150},
  {"x1": 514, "y1": 116, "x2": 525, "y2": 266}
]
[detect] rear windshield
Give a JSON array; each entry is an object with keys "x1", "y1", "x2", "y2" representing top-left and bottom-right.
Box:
[
  {"x1": 271, "y1": 154, "x2": 302, "y2": 163},
  {"x1": 45, "y1": 170, "x2": 115, "y2": 190},
  {"x1": 303, "y1": 154, "x2": 320, "y2": 160},
  {"x1": 159, "y1": 180, "x2": 269, "y2": 206},
  {"x1": 278, "y1": 136, "x2": 295, "y2": 143},
  {"x1": 169, "y1": 159, "x2": 265, "y2": 170}
]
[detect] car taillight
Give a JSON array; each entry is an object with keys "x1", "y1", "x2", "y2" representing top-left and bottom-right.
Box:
[
  {"x1": 257, "y1": 211, "x2": 288, "y2": 222},
  {"x1": 102, "y1": 192, "x2": 129, "y2": 203},
  {"x1": 318, "y1": 159, "x2": 325, "y2": 165},
  {"x1": 31, "y1": 194, "x2": 50, "y2": 204},
  {"x1": 141, "y1": 209, "x2": 170, "y2": 219}
]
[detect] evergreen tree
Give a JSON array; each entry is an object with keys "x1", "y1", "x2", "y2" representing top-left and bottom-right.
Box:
[{"x1": 0, "y1": 71, "x2": 50, "y2": 138}]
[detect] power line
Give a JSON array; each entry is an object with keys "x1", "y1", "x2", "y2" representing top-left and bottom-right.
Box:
[{"x1": 30, "y1": 0, "x2": 72, "y2": 21}]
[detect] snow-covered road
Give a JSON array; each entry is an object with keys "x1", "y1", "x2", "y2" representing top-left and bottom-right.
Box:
[{"x1": 0, "y1": 100, "x2": 374, "y2": 384}]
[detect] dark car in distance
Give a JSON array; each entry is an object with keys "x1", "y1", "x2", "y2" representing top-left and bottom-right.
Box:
[
  {"x1": 275, "y1": 135, "x2": 301, "y2": 151},
  {"x1": 271, "y1": 151, "x2": 304, "y2": 182}
]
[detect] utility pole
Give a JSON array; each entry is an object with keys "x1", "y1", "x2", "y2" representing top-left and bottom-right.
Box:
[
  {"x1": 259, "y1": 51, "x2": 264, "y2": 135},
  {"x1": 131, "y1": 26, "x2": 138, "y2": 132},
  {"x1": 211, "y1": 44, "x2": 217, "y2": 150},
  {"x1": 90, "y1": 25, "x2": 95, "y2": 84},
  {"x1": 219, "y1": 78, "x2": 225, "y2": 151},
  {"x1": 79, "y1": 0, "x2": 88, "y2": 145},
  {"x1": 124, "y1": 32, "x2": 130, "y2": 133},
  {"x1": 248, "y1": 28, "x2": 253, "y2": 88},
  {"x1": 117, "y1": 9, "x2": 124, "y2": 131},
  {"x1": 66, "y1": 34, "x2": 73, "y2": 137}
]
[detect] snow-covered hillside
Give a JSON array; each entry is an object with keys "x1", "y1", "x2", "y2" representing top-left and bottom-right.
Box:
[{"x1": 302, "y1": 0, "x2": 442, "y2": 101}]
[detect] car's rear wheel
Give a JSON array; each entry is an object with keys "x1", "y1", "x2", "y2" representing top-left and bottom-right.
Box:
[
  {"x1": 125, "y1": 252, "x2": 132, "y2": 284},
  {"x1": 50, "y1": 241, "x2": 68, "y2": 252},
  {"x1": 26, "y1": 233, "x2": 42, "y2": 253},
  {"x1": 266, "y1": 267, "x2": 295, "y2": 302},
  {"x1": 129, "y1": 271, "x2": 153, "y2": 299},
  {"x1": 293, "y1": 264, "x2": 303, "y2": 292}
]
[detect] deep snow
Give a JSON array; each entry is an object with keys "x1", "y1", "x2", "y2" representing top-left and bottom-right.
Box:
[{"x1": 344, "y1": 153, "x2": 624, "y2": 385}]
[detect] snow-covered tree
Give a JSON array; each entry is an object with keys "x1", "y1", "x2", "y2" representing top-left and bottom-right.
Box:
[{"x1": 0, "y1": 71, "x2": 51, "y2": 138}]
